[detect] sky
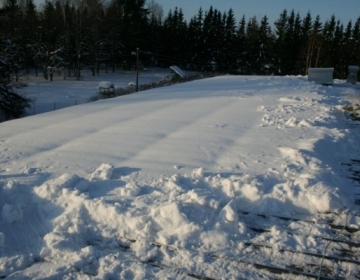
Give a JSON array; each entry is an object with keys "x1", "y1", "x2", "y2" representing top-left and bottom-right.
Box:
[
  {"x1": 156, "y1": 0, "x2": 360, "y2": 25},
  {"x1": 1, "y1": 69, "x2": 360, "y2": 278}
]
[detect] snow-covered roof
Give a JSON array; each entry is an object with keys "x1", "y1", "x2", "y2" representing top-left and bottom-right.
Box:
[
  {"x1": 170, "y1": 65, "x2": 186, "y2": 78},
  {"x1": 98, "y1": 81, "x2": 114, "y2": 88}
]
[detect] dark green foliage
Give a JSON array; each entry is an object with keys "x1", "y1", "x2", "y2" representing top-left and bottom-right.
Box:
[
  {"x1": 160, "y1": 7, "x2": 188, "y2": 67},
  {"x1": 0, "y1": 0, "x2": 359, "y2": 80},
  {"x1": 0, "y1": 43, "x2": 33, "y2": 120},
  {"x1": 0, "y1": 84, "x2": 33, "y2": 119}
]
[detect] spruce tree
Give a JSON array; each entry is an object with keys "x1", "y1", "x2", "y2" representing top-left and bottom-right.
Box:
[
  {"x1": 161, "y1": 7, "x2": 187, "y2": 67},
  {"x1": 188, "y1": 8, "x2": 204, "y2": 70},
  {"x1": 273, "y1": 9, "x2": 288, "y2": 74},
  {"x1": 245, "y1": 16, "x2": 260, "y2": 74},
  {"x1": 304, "y1": 15, "x2": 323, "y2": 71},
  {"x1": 236, "y1": 15, "x2": 247, "y2": 73},
  {"x1": 221, "y1": 9, "x2": 237, "y2": 72},
  {"x1": 0, "y1": 9, "x2": 33, "y2": 120},
  {"x1": 258, "y1": 15, "x2": 274, "y2": 74},
  {"x1": 352, "y1": 17, "x2": 360, "y2": 79}
]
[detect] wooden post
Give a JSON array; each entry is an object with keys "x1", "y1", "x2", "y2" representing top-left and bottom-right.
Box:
[{"x1": 136, "y1": 48, "x2": 139, "y2": 92}]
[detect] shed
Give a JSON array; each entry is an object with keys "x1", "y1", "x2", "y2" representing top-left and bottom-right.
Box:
[
  {"x1": 308, "y1": 68, "x2": 334, "y2": 85},
  {"x1": 98, "y1": 81, "x2": 115, "y2": 96}
]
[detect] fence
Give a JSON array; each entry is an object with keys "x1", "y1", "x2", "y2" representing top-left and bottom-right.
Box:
[{"x1": 26, "y1": 98, "x2": 89, "y2": 116}]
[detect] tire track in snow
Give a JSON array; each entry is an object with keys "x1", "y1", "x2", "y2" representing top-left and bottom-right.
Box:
[
  {"x1": 0, "y1": 97, "x2": 194, "y2": 177},
  {"x1": 123, "y1": 96, "x2": 261, "y2": 175}
]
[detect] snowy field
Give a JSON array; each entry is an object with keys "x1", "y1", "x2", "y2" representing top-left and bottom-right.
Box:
[
  {"x1": 21, "y1": 68, "x2": 173, "y2": 115},
  {"x1": 1, "y1": 72, "x2": 360, "y2": 279}
]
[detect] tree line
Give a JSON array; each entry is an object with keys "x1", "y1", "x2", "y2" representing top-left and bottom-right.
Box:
[
  {"x1": 1, "y1": 0, "x2": 360, "y2": 119},
  {"x1": 1, "y1": 0, "x2": 360, "y2": 78}
]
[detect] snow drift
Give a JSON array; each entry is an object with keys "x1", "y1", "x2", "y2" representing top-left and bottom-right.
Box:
[{"x1": 0, "y1": 74, "x2": 359, "y2": 279}]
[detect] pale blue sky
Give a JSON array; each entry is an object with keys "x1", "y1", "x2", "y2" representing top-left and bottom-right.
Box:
[{"x1": 156, "y1": 0, "x2": 360, "y2": 25}]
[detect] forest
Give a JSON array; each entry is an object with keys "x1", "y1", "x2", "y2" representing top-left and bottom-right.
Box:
[{"x1": 1, "y1": 0, "x2": 360, "y2": 118}]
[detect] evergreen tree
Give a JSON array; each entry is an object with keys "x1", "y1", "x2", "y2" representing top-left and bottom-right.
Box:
[
  {"x1": 202, "y1": 6, "x2": 216, "y2": 70},
  {"x1": 106, "y1": 0, "x2": 148, "y2": 70},
  {"x1": 146, "y1": 0, "x2": 164, "y2": 66},
  {"x1": 352, "y1": 17, "x2": 360, "y2": 79},
  {"x1": 298, "y1": 11, "x2": 312, "y2": 74},
  {"x1": 1, "y1": 0, "x2": 22, "y2": 39},
  {"x1": 273, "y1": 9, "x2": 303, "y2": 74},
  {"x1": 244, "y1": 16, "x2": 260, "y2": 73},
  {"x1": 236, "y1": 15, "x2": 247, "y2": 73},
  {"x1": 340, "y1": 20, "x2": 354, "y2": 78},
  {"x1": 211, "y1": 9, "x2": 227, "y2": 71},
  {"x1": 81, "y1": 0, "x2": 107, "y2": 74},
  {"x1": 286, "y1": 11, "x2": 302, "y2": 74},
  {"x1": 273, "y1": 9, "x2": 288, "y2": 74},
  {"x1": 161, "y1": 7, "x2": 187, "y2": 67},
  {"x1": 332, "y1": 20, "x2": 345, "y2": 77},
  {"x1": 22, "y1": 0, "x2": 39, "y2": 72},
  {"x1": 0, "y1": 0, "x2": 25, "y2": 81},
  {"x1": 1, "y1": 1, "x2": 359, "y2": 81},
  {"x1": 187, "y1": 7, "x2": 204, "y2": 70},
  {"x1": 257, "y1": 15, "x2": 274, "y2": 74},
  {"x1": 321, "y1": 15, "x2": 336, "y2": 68},
  {"x1": 0, "y1": 11, "x2": 33, "y2": 120},
  {"x1": 304, "y1": 15, "x2": 323, "y2": 71},
  {"x1": 220, "y1": 8, "x2": 237, "y2": 72}
]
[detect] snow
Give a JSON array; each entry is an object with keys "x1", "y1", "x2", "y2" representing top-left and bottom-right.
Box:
[
  {"x1": 170, "y1": 65, "x2": 187, "y2": 78},
  {"x1": 98, "y1": 81, "x2": 114, "y2": 89},
  {"x1": 1, "y1": 72, "x2": 360, "y2": 279}
]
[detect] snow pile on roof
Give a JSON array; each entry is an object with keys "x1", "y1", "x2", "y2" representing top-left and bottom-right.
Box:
[
  {"x1": 98, "y1": 81, "x2": 114, "y2": 88},
  {"x1": 0, "y1": 75, "x2": 359, "y2": 279}
]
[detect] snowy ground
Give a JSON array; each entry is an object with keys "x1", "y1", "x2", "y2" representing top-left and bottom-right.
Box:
[
  {"x1": 21, "y1": 68, "x2": 172, "y2": 115},
  {"x1": 1, "y1": 73, "x2": 360, "y2": 279}
]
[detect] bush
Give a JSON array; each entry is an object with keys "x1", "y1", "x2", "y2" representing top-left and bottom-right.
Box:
[{"x1": 0, "y1": 84, "x2": 33, "y2": 120}]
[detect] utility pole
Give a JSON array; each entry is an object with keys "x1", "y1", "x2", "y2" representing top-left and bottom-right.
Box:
[{"x1": 136, "y1": 48, "x2": 139, "y2": 92}]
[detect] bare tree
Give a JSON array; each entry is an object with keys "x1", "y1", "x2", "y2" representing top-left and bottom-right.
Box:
[{"x1": 147, "y1": 0, "x2": 163, "y2": 24}]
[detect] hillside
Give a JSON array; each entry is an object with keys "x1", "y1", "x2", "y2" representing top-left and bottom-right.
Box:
[{"x1": 1, "y1": 75, "x2": 360, "y2": 279}]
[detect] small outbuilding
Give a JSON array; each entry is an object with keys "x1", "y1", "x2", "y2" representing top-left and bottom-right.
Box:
[
  {"x1": 98, "y1": 81, "x2": 115, "y2": 96},
  {"x1": 170, "y1": 65, "x2": 187, "y2": 78},
  {"x1": 347, "y1": 66, "x2": 359, "y2": 84},
  {"x1": 308, "y1": 68, "x2": 334, "y2": 85}
]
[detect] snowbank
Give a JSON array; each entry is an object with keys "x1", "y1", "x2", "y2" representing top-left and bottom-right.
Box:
[{"x1": 0, "y1": 75, "x2": 359, "y2": 278}]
